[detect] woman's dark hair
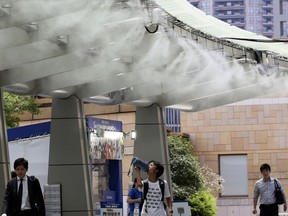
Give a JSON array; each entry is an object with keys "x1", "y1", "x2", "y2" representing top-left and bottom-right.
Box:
[
  {"x1": 148, "y1": 160, "x2": 164, "y2": 178},
  {"x1": 132, "y1": 177, "x2": 137, "y2": 188},
  {"x1": 14, "y1": 158, "x2": 28, "y2": 170},
  {"x1": 260, "y1": 163, "x2": 271, "y2": 172},
  {"x1": 11, "y1": 171, "x2": 17, "y2": 178}
]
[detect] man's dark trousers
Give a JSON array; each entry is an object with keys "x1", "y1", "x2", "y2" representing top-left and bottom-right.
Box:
[{"x1": 260, "y1": 203, "x2": 278, "y2": 216}]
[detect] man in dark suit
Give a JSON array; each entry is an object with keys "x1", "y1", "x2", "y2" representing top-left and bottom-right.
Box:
[{"x1": 1, "y1": 158, "x2": 46, "y2": 216}]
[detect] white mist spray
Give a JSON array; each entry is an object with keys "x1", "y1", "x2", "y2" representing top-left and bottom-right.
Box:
[{"x1": 1, "y1": 0, "x2": 281, "y2": 106}]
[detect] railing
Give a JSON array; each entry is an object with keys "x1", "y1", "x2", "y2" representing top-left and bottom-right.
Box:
[{"x1": 214, "y1": 5, "x2": 245, "y2": 10}]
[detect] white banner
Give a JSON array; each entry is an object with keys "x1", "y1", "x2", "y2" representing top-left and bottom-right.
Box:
[{"x1": 8, "y1": 135, "x2": 50, "y2": 190}]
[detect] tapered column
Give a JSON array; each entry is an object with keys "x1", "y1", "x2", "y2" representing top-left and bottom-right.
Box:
[
  {"x1": 48, "y1": 96, "x2": 93, "y2": 216},
  {"x1": 0, "y1": 89, "x2": 10, "y2": 211},
  {"x1": 133, "y1": 104, "x2": 172, "y2": 193}
]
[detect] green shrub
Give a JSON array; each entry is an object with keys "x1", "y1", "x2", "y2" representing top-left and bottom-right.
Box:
[{"x1": 187, "y1": 190, "x2": 217, "y2": 216}]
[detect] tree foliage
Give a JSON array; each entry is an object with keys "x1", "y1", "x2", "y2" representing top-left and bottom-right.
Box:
[
  {"x1": 3, "y1": 92, "x2": 40, "y2": 128},
  {"x1": 167, "y1": 135, "x2": 204, "y2": 200}
]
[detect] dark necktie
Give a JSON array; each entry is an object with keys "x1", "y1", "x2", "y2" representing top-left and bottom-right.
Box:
[{"x1": 17, "y1": 179, "x2": 23, "y2": 211}]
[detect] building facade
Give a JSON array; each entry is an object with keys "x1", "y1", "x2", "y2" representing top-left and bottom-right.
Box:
[
  {"x1": 181, "y1": 91, "x2": 288, "y2": 215},
  {"x1": 187, "y1": 0, "x2": 288, "y2": 38}
]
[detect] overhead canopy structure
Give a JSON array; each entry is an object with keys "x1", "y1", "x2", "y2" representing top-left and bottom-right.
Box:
[
  {"x1": 1, "y1": 1, "x2": 288, "y2": 215},
  {"x1": 0, "y1": 0, "x2": 287, "y2": 111}
]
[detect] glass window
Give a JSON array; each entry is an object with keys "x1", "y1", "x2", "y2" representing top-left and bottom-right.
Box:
[
  {"x1": 280, "y1": 0, "x2": 284, "y2": 14},
  {"x1": 249, "y1": 17, "x2": 254, "y2": 23},
  {"x1": 280, "y1": 21, "x2": 287, "y2": 36},
  {"x1": 256, "y1": 17, "x2": 262, "y2": 23},
  {"x1": 256, "y1": 26, "x2": 262, "y2": 33},
  {"x1": 255, "y1": 9, "x2": 261, "y2": 14},
  {"x1": 219, "y1": 155, "x2": 248, "y2": 196},
  {"x1": 164, "y1": 108, "x2": 181, "y2": 133}
]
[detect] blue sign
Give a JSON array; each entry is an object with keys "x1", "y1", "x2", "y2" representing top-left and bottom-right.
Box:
[
  {"x1": 103, "y1": 191, "x2": 116, "y2": 203},
  {"x1": 87, "y1": 117, "x2": 122, "y2": 132}
]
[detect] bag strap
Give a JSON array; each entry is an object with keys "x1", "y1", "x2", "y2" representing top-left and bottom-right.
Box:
[
  {"x1": 143, "y1": 180, "x2": 149, "y2": 200},
  {"x1": 159, "y1": 179, "x2": 165, "y2": 202},
  {"x1": 143, "y1": 180, "x2": 149, "y2": 213},
  {"x1": 274, "y1": 179, "x2": 281, "y2": 189}
]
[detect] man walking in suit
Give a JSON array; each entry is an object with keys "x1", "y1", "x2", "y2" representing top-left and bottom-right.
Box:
[{"x1": 1, "y1": 158, "x2": 46, "y2": 216}]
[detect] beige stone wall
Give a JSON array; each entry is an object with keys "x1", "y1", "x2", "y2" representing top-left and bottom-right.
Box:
[{"x1": 181, "y1": 101, "x2": 288, "y2": 198}]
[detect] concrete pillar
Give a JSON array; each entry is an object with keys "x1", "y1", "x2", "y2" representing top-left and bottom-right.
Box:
[
  {"x1": 133, "y1": 104, "x2": 172, "y2": 193},
  {"x1": 48, "y1": 96, "x2": 93, "y2": 216},
  {"x1": 0, "y1": 89, "x2": 10, "y2": 211}
]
